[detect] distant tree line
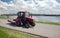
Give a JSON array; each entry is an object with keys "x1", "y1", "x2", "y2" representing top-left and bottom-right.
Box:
[{"x1": 1, "y1": 14, "x2": 60, "y2": 16}]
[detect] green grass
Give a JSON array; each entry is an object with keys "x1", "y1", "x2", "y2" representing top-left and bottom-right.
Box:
[
  {"x1": 0, "y1": 18, "x2": 11, "y2": 20},
  {"x1": 36, "y1": 22, "x2": 60, "y2": 26},
  {"x1": 0, "y1": 17, "x2": 11, "y2": 20},
  {"x1": 0, "y1": 16, "x2": 12, "y2": 20},
  {"x1": 0, "y1": 27, "x2": 40, "y2": 38}
]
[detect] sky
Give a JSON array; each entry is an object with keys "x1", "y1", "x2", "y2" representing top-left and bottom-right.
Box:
[
  {"x1": 1, "y1": 0, "x2": 12, "y2": 3},
  {"x1": 56, "y1": 0, "x2": 60, "y2": 3},
  {"x1": 0, "y1": 0, "x2": 60, "y2": 14}
]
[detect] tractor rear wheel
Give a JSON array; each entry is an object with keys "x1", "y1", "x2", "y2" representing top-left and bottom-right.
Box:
[
  {"x1": 23, "y1": 21, "x2": 30, "y2": 28},
  {"x1": 15, "y1": 21, "x2": 21, "y2": 27}
]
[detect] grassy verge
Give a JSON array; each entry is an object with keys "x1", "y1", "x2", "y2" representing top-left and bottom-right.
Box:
[
  {"x1": 0, "y1": 16, "x2": 12, "y2": 20},
  {"x1": 0, "y1": 17, "x2": 11, "y2": 20},
  {"x1": 36, "y1": 22, "x2": 60, "y2": 26},
  {"x1": 0, "y1": 27, "x2": 40, "y2": 38}
]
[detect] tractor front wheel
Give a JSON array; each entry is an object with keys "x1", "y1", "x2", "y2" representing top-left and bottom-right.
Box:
[{"x1": 30, "y1": 22, "x2": 35, "y2": 27}]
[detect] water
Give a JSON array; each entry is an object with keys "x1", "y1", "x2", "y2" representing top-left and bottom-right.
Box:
[
  {"x1": 5, "y1": 16, "x2": 60, "y2": 23},
  {"x1": 33, "y1": 16, "x2": 60, "y2": 23}
]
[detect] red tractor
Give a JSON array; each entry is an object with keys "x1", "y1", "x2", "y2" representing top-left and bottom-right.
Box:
[{"x1": 8, "y1": 11, "x2": 35, "y2": 28}]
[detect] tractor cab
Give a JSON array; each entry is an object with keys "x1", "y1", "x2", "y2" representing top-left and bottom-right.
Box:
[{"x1": 17, "y1": 11, "x2": 30, "y2": 18}]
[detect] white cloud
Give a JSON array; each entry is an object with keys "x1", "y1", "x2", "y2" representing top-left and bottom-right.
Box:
[{"x1": 0, "y1": 0, "x2": 60, "y2": 14}]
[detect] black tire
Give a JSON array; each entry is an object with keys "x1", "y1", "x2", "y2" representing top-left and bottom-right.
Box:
[
  {"x1": 30, "y1": 22, "x2": 35, "y2": 27},
  {"x1": 15, "y1": 21, "x2": 21, "y2": 27},
  {"x1": 23, "y1": 21, "x2": 30, "y2": 28},
  {"x1": 25, "y1": 23, "x2": 30, "y2": 28}
]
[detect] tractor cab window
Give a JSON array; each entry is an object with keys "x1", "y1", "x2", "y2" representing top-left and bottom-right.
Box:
[
  {"x1": 17, "y1": 11, "x2": 30, "y2": 18},
  {"x1": 25, "y1": 13, "x2": 30, "y2": 17},
  {"x1": 18, "y1": 12, "x2": 25, "y2": 17},
  {"x1": 20, "y1": 12, "x2": 24, "y2": 17}
]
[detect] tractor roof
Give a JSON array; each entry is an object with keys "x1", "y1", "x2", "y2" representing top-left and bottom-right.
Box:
[{"x1": 18, "y1": 11, "x2": 29, "y2": 13}]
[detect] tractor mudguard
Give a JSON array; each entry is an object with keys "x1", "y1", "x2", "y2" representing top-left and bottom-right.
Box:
[
  {"x1": 26, "y1": 17, "x2": 35, "y2": 27},
  {"x1": 26, "y1": 17, "x2": 34, "y2": 22}
]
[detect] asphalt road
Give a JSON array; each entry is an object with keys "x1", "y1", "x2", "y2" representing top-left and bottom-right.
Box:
[{"x1": 0, "y1": 19, "x2": 60, "y2": 38}]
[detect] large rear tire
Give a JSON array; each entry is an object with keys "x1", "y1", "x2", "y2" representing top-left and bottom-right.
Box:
[
  {"x1": 23, "y1": 21, "x2": 30, "y2": 28},
  {"x1": 25, "y1": 23, "x2": 30, "y2": 28},
  {"x1": 15, "y1": 21, "x2": 21, "y2": 27}
]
